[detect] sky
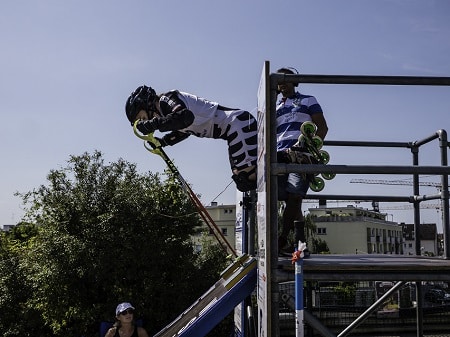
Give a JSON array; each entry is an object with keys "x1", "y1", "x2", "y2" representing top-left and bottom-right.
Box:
[{"x1": 1, "y1": 0, "x2": 449, "y2": 231}]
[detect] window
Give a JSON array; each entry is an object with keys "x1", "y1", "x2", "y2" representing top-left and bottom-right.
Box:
[
  {"x1": 317, "y1": 227, "x2": 327, "y2": 235},
  {"x1": 222, "y1": 228, "x2": 228, "y2": 236}
]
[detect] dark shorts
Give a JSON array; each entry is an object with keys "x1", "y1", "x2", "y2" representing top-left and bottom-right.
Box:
[{"x1": 277, "y1": 172, "x2": 309, "y2": 201}]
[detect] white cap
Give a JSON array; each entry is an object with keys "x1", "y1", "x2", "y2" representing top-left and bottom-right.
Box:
[{"x1": 115, "y1": 302, "x2": 135, "y2": 316}]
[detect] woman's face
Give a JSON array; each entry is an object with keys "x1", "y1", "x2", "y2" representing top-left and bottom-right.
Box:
[{"x1": 116, "y1": 308, "x2": 134, "y2": 323}]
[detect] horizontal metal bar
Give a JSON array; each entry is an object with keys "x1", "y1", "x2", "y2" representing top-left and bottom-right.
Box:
[
  {"x1": 271, "y1": 73, "x2": 450, "y2": 86},
  {"x1": 304, "y1": 194, "x2": 413, "y2": 203},
  {"x1": 414, "y1": 193, "x2": 442, "y2": 202},
  {"x1": 303, "y1": 272, "x2": 450, "y2": 282},
  {"x1": 324, "y1": 140, "x2": 411, "y2": 148},
  {"x1": 272, "y1": 163, "x2": 450, "y2": 175}
]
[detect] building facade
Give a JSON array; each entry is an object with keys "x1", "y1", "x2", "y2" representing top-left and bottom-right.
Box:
[
  {"x1": 193, "y1": 203, "x2": 440, "y2": 257},
  {"x1": 191, "y1": 202, "x2": 236, "y2": 252},
  {"x1": 402, "y1": 223, "x2": 438, "y2": 256},
  {"x1": 0, "y1": 224, "x2": 14, "y2": 231},
  {"x1": 308, "y1": 205, "x2": 404, "y2": 255}
]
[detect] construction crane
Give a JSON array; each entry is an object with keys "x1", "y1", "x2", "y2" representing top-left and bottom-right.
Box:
[
  {"x1": 349, "y1": 178, "x2": 445, "y2": 213},
  {"x1": 379, "y1": 203, "x2": 441, "y2": 210},
  {"x1": 350, "y1": 178, "x2": 442, "y2": 189}
]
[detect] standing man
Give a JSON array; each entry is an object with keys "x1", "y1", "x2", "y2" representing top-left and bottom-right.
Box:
[{"x1": 275, "y1": 67, "x2": 328, "y2": 256}]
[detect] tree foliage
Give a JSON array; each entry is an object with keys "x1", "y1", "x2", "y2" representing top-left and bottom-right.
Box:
[
  {"x1": 305, "y1": 213, "x2": 330, "y2": 254},
  {"x1": 0, "y1": 151, "x2": 229, "y2": 337}
]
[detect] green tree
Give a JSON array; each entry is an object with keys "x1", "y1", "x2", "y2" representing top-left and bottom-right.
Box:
[
  {"x1": 305, "y1": 213, "x2": 329, "y2": 254},
  {"x1": 2, "y1": 151, "x2": 229, "y2": 337},
  {"x1": 0, "y1": 222, "x2": 51, "y2": 336}
]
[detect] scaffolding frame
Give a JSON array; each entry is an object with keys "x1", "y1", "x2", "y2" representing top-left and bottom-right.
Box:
[{"x1": 257, "y1": 60, "x2": 450, "y2": 337}]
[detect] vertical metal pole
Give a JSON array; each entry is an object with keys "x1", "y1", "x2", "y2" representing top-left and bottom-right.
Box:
[
  {"x1": 294, "y1": 245, "x2": 305, "y2": 337},
  {"x1": 269, "y1": 69, "x2": 281, "y2": 337},
  {"x1": 242, "y1": 192, "x2": 248, "y2": 337},
  {"x1": 248, "y1": 190, "x2": 257, "y2": 256},
  {"x1": 438, "y1": 130, "x2": 449, "y2": 259},
  {"x1": 242, "y1": 192, "x2": 249, "y2": 255},
  {"x1": 411, "y1": 145, "x2": 421, "y2": 255},
  {"x1": 411, "y1": 144, "x2": 424, "y2": 337}
]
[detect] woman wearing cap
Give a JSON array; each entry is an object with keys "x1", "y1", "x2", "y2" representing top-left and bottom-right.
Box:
[{"x1": 105, "y1": 302, "x2": 149, "y2": 337}]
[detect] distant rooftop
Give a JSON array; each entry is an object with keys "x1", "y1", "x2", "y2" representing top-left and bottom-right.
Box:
[{"x1": 1, "y1": 224, "x2": 15, "y2": 231}]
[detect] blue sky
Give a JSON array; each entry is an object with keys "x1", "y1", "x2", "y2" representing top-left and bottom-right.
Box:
[{"x1": 1, "y1": 0, "x2": 449, "y2": 231}]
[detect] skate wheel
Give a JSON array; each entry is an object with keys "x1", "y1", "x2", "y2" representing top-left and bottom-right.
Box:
[
  {"x1": 300, "y1": 121, "x2": 317, "y2": 136},
  {"x1": 322, "y1": 172, "x2": 336, "y2": 180},
  {"x1": 298, "y1": 134, "x2": 306, "y2": 144},
  {"x1": 318, "y1": 150, "x2": 330, "y2": 164},
  {"x1": 311, "y1": 135, "x2": 323, "y2": 149},
  {"x1": 309, "y1": 177, "x2": 325, "y2": 192}
]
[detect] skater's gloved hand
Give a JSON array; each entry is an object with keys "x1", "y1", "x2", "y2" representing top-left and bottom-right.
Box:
[
  {"x1": 147, "y1": 140, "x2": 159, "y2": 150},
  {"x1": 155, "y1": 136, "x2": 168, "y2": 147},
  {"x1": 136, "y1": 118, "x2": 159, "y2": 135}
]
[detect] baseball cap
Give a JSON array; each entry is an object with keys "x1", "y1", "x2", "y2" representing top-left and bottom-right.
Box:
[{"x1": 115, "y1": 302, "x2": 135, "y2": 316}]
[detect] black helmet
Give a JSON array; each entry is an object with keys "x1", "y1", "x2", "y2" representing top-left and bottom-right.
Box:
[{"x1": 125, "y1": 85, "x2": 157, "y2": 124}]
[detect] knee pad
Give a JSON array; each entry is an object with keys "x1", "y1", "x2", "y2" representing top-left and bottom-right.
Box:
[{"x1": 232, "y1": 170, "x2": 256, "y2": 192}]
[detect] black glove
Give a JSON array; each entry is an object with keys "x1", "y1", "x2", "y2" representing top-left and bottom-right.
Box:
[
  {"x1": 136, "y1": 118, "x2": 159, "y2": 135},
  {"x1": 155, "y1": 137, "x2": 168, "y2": 147},
  {"x1": 147, "y1": 140, "x2": 159, "y2": 150}
]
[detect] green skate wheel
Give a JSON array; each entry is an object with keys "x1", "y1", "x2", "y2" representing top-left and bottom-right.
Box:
[
  {"x1": 309, "y1": 177, "x2": 325, "y2": 192},
  {"x1": 298, "y1": 134, "x2": 306, "y2": 144},
  {"x1": 311, "y1": 135, "x2": 323, "y2": 149},
  {"x1": 322, "y1": 172, "x2": 336, "y2": 180},
  {"x1": 300, "y1": 121, "x2": 317, "y2": 136},
  {"x1": 318, "y1": 150, "x2": 330, "y2": 164}
]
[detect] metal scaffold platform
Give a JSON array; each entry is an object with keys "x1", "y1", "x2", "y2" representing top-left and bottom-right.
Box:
[{"x1": 256, "y1": 60, "x2": 450, "y2": 337}]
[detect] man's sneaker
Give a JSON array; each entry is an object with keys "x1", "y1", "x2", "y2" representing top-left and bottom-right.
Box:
[
  {"x1": 279, "y1": 245, "x2": 295, "y2": 257},
  {"x1": 278, "y1": 236, "x2": 293, "y2": 257}
]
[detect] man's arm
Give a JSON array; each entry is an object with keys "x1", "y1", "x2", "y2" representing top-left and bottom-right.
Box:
[{"x1": 311, "y1": 113, "x2": 328, "y2": 140}]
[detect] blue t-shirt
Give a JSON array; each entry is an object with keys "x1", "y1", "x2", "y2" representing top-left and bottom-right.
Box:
[{"x1": 276, "y1": 92, "x2": 323, "y2": 151}]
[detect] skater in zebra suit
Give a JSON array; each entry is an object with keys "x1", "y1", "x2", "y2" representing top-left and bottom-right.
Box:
[{"x1": 125, "y1": 85, "x2": 257, "y2": 192}]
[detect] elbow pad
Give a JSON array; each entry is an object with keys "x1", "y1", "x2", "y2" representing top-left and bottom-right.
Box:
[
  {"x1": 162, "y1": 131, "x2": 190, "y2": 146},
  {"x1": 158, "y1": 109, "x2": 194, "y2": 131}
]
